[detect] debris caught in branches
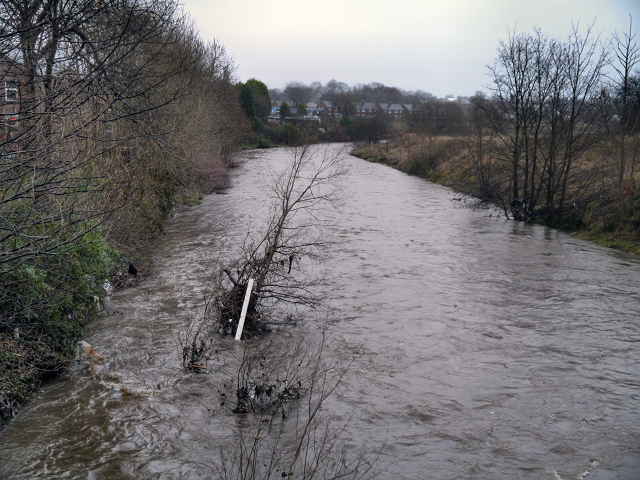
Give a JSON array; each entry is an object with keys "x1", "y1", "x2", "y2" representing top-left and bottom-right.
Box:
[{"x1": 178, "y1": 143, "x2": 347, "y2": 371}]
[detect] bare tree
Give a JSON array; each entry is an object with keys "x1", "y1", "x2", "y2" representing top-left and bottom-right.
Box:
[
  {"x1": 487, "y1": 29, "x2": 553, "y2": 220},
  {"x1": 464, "y1": 93, "x2": 506, "y2": 211},
  {"x1": 214, "y1": 327, "x2": 380, "y2": 480},
  {"x1": 0, "y1": 0, "x2": 187, "y2": 276},
  {"x1": 485, "y1": 25, "x2": 608, "y2": 222},
  {"x1": 309, "y1": 80, "x2": 324, "y2": 99},
  {"x1": 0, "y1": 0, "x2": 247, "y2": 276},
  {"x1": 283, "y1": 81, "x2": 314, "y2": 107},
  {"x1": 321, "y1": 79, "x2": 349, "y2": 100},
  {"x1": 180, "y1": 143, "x2": 348, "y2": 371},
  {"x1": 360, "y1": 113, "x2": 390, "y2": 144},
  {"x1": 363, "y1": 82, "x2": 385, "y2": 104},
  {"x1": 0, "y1": 0, "x2": 248, "y2": 422},
  {"x1": 226, "y1": 143, "x2": 346, "y2": 324},
  {"x1": 555, "y1": 24, "x2": 609, "y2": 219},
  {"x1": 611, "y1": 15, "x2": 640, "y2": 216},
  {"x1": 331, "y1": 91, "x2": 359, "y2": 117},
  {"x1": 410, "y1": 98, "x2": 463, "y2": 158}
]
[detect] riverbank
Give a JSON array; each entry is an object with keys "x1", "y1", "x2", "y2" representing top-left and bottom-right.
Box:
[
  {"x1": 351, "y1": 138, "x2": 640, "y2": 257},
  {"x1": 2, "y1": 145, "x2": 639, "y2": 479},
  {"x1": 0, "y1": 162, "x2": 234, "y2": 431}
]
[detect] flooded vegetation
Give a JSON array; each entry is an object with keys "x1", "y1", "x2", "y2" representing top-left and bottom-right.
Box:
[{"x1": 0, "y1": 145, "x2": 639, "y2": 479}]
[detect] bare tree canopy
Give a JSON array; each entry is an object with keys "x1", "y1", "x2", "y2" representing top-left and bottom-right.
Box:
[
  {"x1": 283, "y1": 81, "x2": 314, "y2": 105},
  {"x1": 181, "y1": 143, "x2": 348, "y2": 372},
  {"x1": 611, "y1": 15, "x2": 640, "y2": 212},
  {"x1": 331, "y1": 91, "x2": 359, "y2": 117},
  {"x1": 484, "y1": 25, "x2": 609, "y2": 222}
]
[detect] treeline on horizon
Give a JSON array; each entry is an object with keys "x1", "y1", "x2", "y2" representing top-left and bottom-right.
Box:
[
  {"x1": 234, "y1": 76, "x2": 472, "y2": 147},
  {"x1": 269, "y1": 80, "x2": 451, "y2": 105}
]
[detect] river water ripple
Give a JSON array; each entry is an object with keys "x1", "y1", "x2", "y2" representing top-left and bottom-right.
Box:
[{"x1": 1, "y1": 145, "x2": 639, "y2": 479}]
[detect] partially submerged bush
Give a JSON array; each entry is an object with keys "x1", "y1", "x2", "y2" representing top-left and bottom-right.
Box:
[
  {"x1": 211, "y1": 327, "x2": 380, "y2": 480},
  {"x1": 180, "y1": 143, "x2": 348, "y2": 370},
  {"x1": 0, "y1": 226, "x2": 117, "y2": 425}
]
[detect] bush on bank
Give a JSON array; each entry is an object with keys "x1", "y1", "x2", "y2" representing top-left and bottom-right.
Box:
[{"x1": 0, "y1": 226, "x2": 117, "y2": 424}]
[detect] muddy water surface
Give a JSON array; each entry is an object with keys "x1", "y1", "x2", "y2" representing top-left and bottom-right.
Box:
[{"x1": 1, "y1": 145, "x2": 639, "y2": 479}]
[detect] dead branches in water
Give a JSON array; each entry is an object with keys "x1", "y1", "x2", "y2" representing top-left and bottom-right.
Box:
[
  {"x1": 215, "y1": 143, "x2": 348, "y2": 338},
  {"x1": 213, "y1": 327, "x2": 379, "y2": 480},
  {"x1": 181, "y1": 144, "x2": 347, "y2": 367}
]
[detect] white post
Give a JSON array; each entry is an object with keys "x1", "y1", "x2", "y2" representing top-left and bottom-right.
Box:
[{"x1": 235, "y1": 278, "x2": 255, "y2": 341}]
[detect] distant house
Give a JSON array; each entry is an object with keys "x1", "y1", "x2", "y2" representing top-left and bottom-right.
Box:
[
  {"x1": 402, "y1": 104, "x2": 416, "y2": 114},
  {"x1": 270, "y1": 98, "x2": 294, "y2": 118},
  {"x1": 317, "y1": 100, "x2": 418, "y2": 119},
  {"x1": 379, "y1": 103, "x2": 406, "y2": 119},
  {"x1": 271, "y1": 98, "x2": 293, "y2": 108},
  {"x1": 317, "y1": 100, "x2": 337, "y2": 117},
  {"x1": 355, "y1": 102, "x2": 378, "y2": 117},
  {"x1": 270, "y1": 100, "x2": 324, "y2": 123},
  {"x1": 271, "y1": 98, "x2": 422, "y2": 121},
  {"x1": 304, "y1": 103, "x2": 324, "y2": 116}
]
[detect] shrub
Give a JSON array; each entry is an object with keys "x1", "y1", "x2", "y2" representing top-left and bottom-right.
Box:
[
  {"x1": 257, "y1": 138, "x2": 272, "y2": 149},
  {"x1": 1, "y1": 224, "x2": 118, "y2": 426},
  {"x1": 262, "y1": 122, "x2": 283, "y2": 143},
  {"x1": 282, "y1": 124, "x2": 301, "y2": 145}
]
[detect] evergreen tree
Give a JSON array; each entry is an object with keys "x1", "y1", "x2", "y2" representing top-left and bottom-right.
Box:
[
  {"x1": 238, "y1": 83, "x2": 256, "y2": 121},
  {"x1": 280, "y1": 101, "x2": 292, "y2": 118}
]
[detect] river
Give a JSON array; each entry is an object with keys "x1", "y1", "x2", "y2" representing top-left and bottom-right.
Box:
[{"x1": 1, "y1": 145, "x2": 639, "y2": 479}]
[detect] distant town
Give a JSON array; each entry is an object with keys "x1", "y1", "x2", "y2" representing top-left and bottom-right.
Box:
[{"x1": 264, "y1": 80, "x2": 472, "y2": 123}]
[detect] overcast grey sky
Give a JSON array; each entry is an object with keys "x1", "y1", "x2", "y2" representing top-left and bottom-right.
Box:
[{"x1": 181, "y1": 0, "x2": 640, "y2": 97}]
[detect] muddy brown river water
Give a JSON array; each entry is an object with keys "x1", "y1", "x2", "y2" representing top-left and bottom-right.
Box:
[{"x1": 1, "y1": 145, "x2": 639, "y2": 479}]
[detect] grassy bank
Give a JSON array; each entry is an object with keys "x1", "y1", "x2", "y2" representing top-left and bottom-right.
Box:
[{"x1": 352, "y1": 136, "x2": 640, "y2": 257}]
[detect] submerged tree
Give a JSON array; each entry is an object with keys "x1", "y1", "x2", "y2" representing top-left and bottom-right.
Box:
[
  {"x1": 217, "y1": 143, "x2": 347, "y2": 335},
  {"x1": 180, "y1": 143, "x2": 348, "y2": 368},
  {"x1": 213, "y1": 327, "x2": 379, "y2": 480}
]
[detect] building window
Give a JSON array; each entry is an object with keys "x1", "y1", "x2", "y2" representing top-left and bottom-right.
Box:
[{"x1": 4, "y1": 81, "x2": 18, "y2": 103}]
